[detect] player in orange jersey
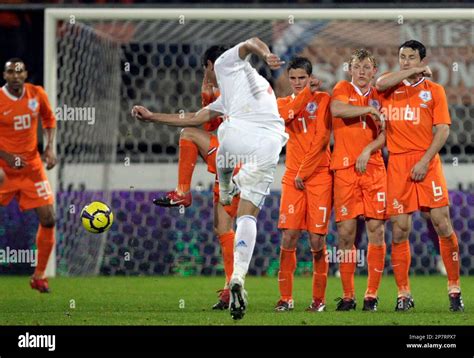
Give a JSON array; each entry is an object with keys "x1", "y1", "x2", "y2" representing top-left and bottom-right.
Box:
[
  {"x1": 275, "y1": 57, "x2": 332, "y2": 312},
  {"x1": 376, "y1": 40, "x2": 463, "y2": 312},
  {"x1": 330, "y1": 49, "x2": 386, "y2": 311},
  {"x1": 152, "y1": 46, "x2": 238, "y2": 310},
  {"x1": 0, "y1": 58, "x2": 57, "y2": 293}
]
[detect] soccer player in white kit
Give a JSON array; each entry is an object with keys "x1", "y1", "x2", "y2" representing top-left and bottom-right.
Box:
[{"x1": 132, "y1": 37, "x2": 288, "y2": 320}]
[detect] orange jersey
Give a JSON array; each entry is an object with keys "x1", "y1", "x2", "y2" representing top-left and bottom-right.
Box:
[
  {"x1": 378, "y1": 77, "x2": 451, "y2": 154},
  {"x1": 330, "y1": 80, "x2": 384, "y2": 170},
  {"x1": 0, "y1": 83, "x2": 56, "y2": 162},
  {"x1": 277, "y1": 87, "x2": 331, "y2": 182},
  {"x1": 201, "y1": 88, "x2": 223, "y2": 132}
]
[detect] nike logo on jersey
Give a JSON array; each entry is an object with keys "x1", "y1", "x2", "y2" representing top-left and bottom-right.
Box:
[
  {"x1": 3, "y1": 109, "x2": 12, "y2": 115},
  {"x1": 434, "y1": 197, "x2": 444, "y2": 202},
  {"x1": 376, "y1": 209, "x2": 386, "y2": 213},
  {"x1": 394, "y1": 91, "x2": 404, "y2": 94},
  {"x1": 315, "y1": 224, "x2": 325, "y2": 228},
  {"x1": 349, "y1": 98, "x2": 357, "y2": 102}
]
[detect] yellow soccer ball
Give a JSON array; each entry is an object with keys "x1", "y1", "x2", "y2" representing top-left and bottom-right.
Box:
[{"x1": 81, "y1": 201, "x2": 114, "y2": 234}]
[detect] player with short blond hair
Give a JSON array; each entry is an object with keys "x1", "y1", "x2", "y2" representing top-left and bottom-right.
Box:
[{"x1": 330, "y1": 49, "x2": 387, "y2": 311}]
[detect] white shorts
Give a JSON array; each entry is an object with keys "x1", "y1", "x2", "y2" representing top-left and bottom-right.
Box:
[{"x1": 217, "y1": 124, "x2": 284, "y2": 209}]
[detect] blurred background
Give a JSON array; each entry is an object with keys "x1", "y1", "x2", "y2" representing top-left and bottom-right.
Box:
[{"x1": 0, "y1": 1, "x2": 473, "y2": 279}]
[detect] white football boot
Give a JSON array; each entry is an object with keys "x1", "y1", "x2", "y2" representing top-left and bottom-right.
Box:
[{"x1": 229, "y1": 274, "x2": 248, "y2": 320}]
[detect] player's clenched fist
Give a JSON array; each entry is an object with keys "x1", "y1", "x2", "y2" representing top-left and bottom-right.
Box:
[
  {"x1": 42, "y1": 146, "x2": 57, "y2": 170},
  {"x1": 264, "y1": 53, "x2": 285, "y2": 70},
  {"x1": 131, "y1": 105, "x2": 153, "y2": 122}
]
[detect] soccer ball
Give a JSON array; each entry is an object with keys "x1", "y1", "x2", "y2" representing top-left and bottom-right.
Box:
[{"x1": 81, "y1": 201, "x2": 114, "y2": 233}]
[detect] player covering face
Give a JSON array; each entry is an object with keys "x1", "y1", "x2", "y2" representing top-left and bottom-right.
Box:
[
  {"x1": 330, "y1": 49, "x2": 387, "y2": 311},
  {"x1": 132, "y1": 37, "x2": 288, "y2": 320},
  {"x1": 0, "y1": 59, "x2": 57, "y2": 292},
  {"x1": 275, "y1": 57, "x2": 332, "y2": 313},
  {"x1": 376, "y1": 40, "x2": 463, "y2": 312}
]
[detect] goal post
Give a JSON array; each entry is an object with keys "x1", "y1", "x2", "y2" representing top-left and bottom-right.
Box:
[{"x1": 44, "y1": 8, "x2": 473, "y2": 277}]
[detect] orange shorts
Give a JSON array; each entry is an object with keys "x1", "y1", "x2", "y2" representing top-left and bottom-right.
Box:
[
  {"x1": 278, "y1": 168, "x2": 333, "y2": 234},
  {"x1": 387, "y1": 152, "x2": 449, "y2": 216},
  {"x1": 0, "y1": 157, "x2": 54, "y2": 211},
  {"x1": 333, "y1": 164, "x2": 387, "y2": 222}
]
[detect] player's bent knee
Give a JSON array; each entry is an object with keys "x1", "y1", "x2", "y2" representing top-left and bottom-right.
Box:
[
  {"x1": 180, "y1": 127, "x2": 197, "y2": 141},
  {"x1": 281, "y1": 230, "x2": 299, "y2": 249},
  {"x1": 309, "y1": 233, "x2": 325, "y2": 251},
  {"x1": 431, "y1": 218, "x2": 452, "y2": 237},
  {"x1": 40, "y1": 215, "x2": 56, "y2": 228}
]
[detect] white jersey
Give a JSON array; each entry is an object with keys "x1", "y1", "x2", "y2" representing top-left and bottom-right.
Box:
[{"x1": 206, "y1": 43, "x2": 288, "y2": 143}]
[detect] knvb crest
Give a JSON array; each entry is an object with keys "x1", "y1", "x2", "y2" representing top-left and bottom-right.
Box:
[
  {"x1": 28, "y1": 98, "x2": 39, "y2": 112},
  {"x1": 369, "y1": 99, "x2": 380, "y2": 109},
  {"x1": 306, "y1": 102, "x2": 318, "y2": 115},
  {"x1": 419, "y1": 91, "x2": 432, "y2": 103}
]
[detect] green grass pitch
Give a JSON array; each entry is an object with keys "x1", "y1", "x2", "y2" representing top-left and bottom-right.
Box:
[{"x1": 0, "y1": 275, "x2": 472, "y2": 325}]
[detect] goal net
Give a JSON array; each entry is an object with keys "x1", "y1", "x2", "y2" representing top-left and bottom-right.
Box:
[{"x1": 41, "y1": 9, "x2": 473, "y2": 277}]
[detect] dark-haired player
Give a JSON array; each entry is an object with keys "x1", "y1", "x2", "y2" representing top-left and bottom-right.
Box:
[
  {"x1": 275, "y1": 57, "x2": 332, "y2": 313},
  {"x1": 376, "y1": 40, "x2": 464, "y2": 312},
  {"x1": 0, "y1": 58, "x2": 57, "y2": 292}
]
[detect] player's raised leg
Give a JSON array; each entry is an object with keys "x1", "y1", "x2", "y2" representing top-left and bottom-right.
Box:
[
  {"x1": 153, "y1": 127, "x2": 211, "y2": 207},
  {"x1": 430, "y1": 206, "x2": 463, "y2": 311}
]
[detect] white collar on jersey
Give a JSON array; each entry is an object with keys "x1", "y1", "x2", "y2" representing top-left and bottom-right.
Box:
[
  {"x1": 403, "y1": 77, "x2": 425, "y2": 87},
  {"x1": 2, "y1": 85, "x2": 25, "y2": 101},
  {"x1": 350, "y1": 81, "x2": 371, "y2": 97}
]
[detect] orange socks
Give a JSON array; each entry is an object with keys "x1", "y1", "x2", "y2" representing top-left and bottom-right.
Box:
[
  {"x1": 218, "y1": 231, "x2": 234, "y2": 286},
  {"x1": 439, "y1": 232, "x2": 461, "y2": 293},
  {"x1": 34, "y1": 225, "x2": 55, "y2": 278},
  {"x1": 177, "y1": 138, "x2": 198, "y2": 194},
  {"x1": 365, "y1": 243, "x2": 386, "y2": 298},
  {"x1": 278, "y1": 247, "x2": 296, "y2": 301},
  {"x1": 339, "y1": 245, "x2": 356, "y2": 299},
  {"x1": 312, "y1": 247, "x2": 328, "y2": 302},
  {"x1": 391, "y1": 240, "x2": 411, "y2": 296}
]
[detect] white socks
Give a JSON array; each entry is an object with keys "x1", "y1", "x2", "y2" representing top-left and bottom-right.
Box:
[{"x1": 232, "y1": 215, "x2": 257, "y2": 280}]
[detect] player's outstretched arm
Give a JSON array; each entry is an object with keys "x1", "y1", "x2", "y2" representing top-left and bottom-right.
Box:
[
  {"x1": 375, "y1": 66, "x2": 432, "y2": 92},
  {"x1": 238, "y1": 37, "x2": 284, "y2": 70},
  {"x1": 131, "y1": 105, "x2": 222, "y2": 127},
  {"x1": 331, "y1": 99, "x2": 383, "y2": 121}
]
